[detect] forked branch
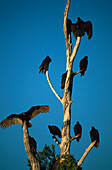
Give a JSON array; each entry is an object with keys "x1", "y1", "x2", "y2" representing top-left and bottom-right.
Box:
[
  {"x1": 77, "y1": 141, "x2": 96, "y2": 166},
  {"x1": 70, "y1": 134, "x2": 81, "y2": 142},
  {"x1": 70, "y1": 37, "x2": 81, "y2": 63},
  {"x1": 46, "y1": 70, "x2": 62, "y2": 102}
]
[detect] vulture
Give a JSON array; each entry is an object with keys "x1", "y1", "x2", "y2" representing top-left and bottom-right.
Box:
[
  {"x1": 79, "y1": 56, "x2": 88, "y2": 76},
  {"x1": 29, "y1": 136, "x2": 37, "y2": 155},
  {"x1": 74, "y1": 121, "x2": 82, "y2": 142},
  {"x1": 90, "y1": 126, "x2": 99, "y2": 147},
  {"x1": 39, "y1": 56, "x2": 52, "y2": 74},
  {"x1": 0, "y1": 105, "x2": 49, "y2": 129},
  {"x1": 67, "y1": 19, "x2": 72, "y2": 38},
  {"x1": 71, "y1": 17, "x2": 93, "y2": 39},
  {"x1": 48, "y1": 125, "x2": 61, "y2": 138},
  {"x1": 61, "y1": 72, "x2": 67, "y2": 89},
  {"x1": 61, "y1": 71, "x2": 75, "y2": 89}
]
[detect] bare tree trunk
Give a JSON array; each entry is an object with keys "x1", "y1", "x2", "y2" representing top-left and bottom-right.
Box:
[
  {"x1": 23, "y1": 121, "x2": 40, "y2": 170},
  {"x1": 45, "y1": 0, "x2": 81, "y2": 158},
  {"x1": 60, "y1": 0, "x2": 81, "y2": 157},
  {"x1": 45, "y1": 0, "x2": 95, "y2": 166}
]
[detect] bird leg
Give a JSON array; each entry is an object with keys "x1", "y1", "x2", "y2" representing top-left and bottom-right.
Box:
[
  {"x1": 72, "y1": 69, "x2": 83, "y2": 76},
  {"x1": 77, "y1": 141, "x2": 96, "y2": 167},
  {"x1": 52, "y1": 136, "x2": 61, "y2": 147}
]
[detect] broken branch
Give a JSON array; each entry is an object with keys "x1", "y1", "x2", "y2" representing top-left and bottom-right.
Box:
[
  {"x1": 23, "y1": 121, "x2": 40, "y2": 170},
  {"x1": 77, "y1": 141, "x2": 96, "y2": 167}
]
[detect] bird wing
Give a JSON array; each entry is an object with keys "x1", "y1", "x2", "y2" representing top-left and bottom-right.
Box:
[
  {"x1": 80, "y1": 57, "x2": 88, "y2": 75},
  {"x1": 71, "y1": 23, "x2": 79, "y2": 39},
  {"x1": 74, "y1": 124, "x2": 82, "y2": 142},
  {"x1": 74, "y1": 124, "x2": 82, "y2": 135},
  {"x1": 84, "y1": 21, "x2": 92, "y2": 39},
  {"x1": 0, "y1": 114, "x2": 22, "y2": 129},
  {"x1": 49, "y1": 125, "x2": 61, "y2": 138},
  {"x1": 27, "y1": 105, "x2": 50, "y2": 119},
  {"x1": 80, "y1": 58, "x2": 84, "y2": 70},
  {"x1": 39, "y1": 56, "x2": 52, "y2": 74}
]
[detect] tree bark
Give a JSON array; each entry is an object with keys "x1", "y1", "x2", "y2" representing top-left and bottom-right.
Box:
[
  {"x1": 23, "y1": 121, "x2": 40, "y2": 170},
  {"x1": 45, "y1": 0, "x2": 95, "y2": 166},
  {"x1": 60, "y1": 0, "x2": 81, "y2": 157},
  {"x1": 77, "y1": 141, "x2": 96, "y2": 166},
  {"x1": 45, "y1": 0, "x2": 81, "y2": 158}
]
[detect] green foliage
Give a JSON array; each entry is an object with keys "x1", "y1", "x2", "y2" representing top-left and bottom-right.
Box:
[
  {"x1": 37, "y1": 144, "x2": 56, "y2": 170},
  {"x1": 27, "y1": 144, "x2": 82, "y2": 170},
  {"x1": 53, "y1": 154, "x2": 82, "y2": 170},
  {"x1": 27, "y1": 144, "x2": 56, "y2": 170}
]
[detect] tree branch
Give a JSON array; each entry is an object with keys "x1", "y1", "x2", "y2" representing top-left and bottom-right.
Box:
[
  {"x1": 77, "y1": 141, "x2": 96, "y2": 167},
  {"x1": 63, "y1": 0, "x2": 71, "y2": 49},
  {"x1": 23, "y1": 121, "x2": 40, "y2": 170},
  {"x1": 73, "y1": 70, "x2": 83, "y2": 76},
  {"x1": 70, "y1": 134, "x2": 81, "y2": 142},
  {"x1": 46, "y1": 70, "x2": 62, "y2": 102},
  {"x1": 52, "y1": 136, "x2": 61, "y2": 147},
  {"x1": 70, "y1": 37, "x2": 81, "y2": 63}
]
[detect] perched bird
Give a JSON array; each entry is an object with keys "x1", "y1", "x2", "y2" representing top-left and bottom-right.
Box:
[
  {"x1": 29, "y1": 136, "x2": 37, "y2": 155},
  {"x1": 0, "y1": 105, "x2": 49, "y2": 129},
  {"x1": 90, "y1": 126, "x2": 99, "y2": 147},
  {"x1": 71, "y1": 17, "x2": 85, "y2": 39},
  {"x1": 67, "y1": 19, "x2": 72, "y2": 38},
  {"x1": 61, "y1": 71, "x2": 75, "y2": 89},
  {"x1": 39, "y1": 56, "x2": 52, "y2": 74},
  {"x1": 61, "y1": 72, "x2": 67, "y2": 89},
  {"x1": 74, "y1": 121, "x2": 82, "y2": 142},
  {"x1": 48, "y1": 125, "x2": 61, "y2": 138},
  {"x1": 79, "y1": 56, "x2": 88, "y2": 76},
  {"x1": 71, "y1": 17, "x2": 92, "y2": 39}
]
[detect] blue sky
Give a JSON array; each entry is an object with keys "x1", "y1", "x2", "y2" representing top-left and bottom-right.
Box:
[{"x1": 0, "y1": 0, "x2": 112, "y2": 169}]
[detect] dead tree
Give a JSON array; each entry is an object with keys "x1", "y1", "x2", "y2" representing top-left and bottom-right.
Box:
[
  {"x1": 0, "y1": 105, "x2": 50, "y2": 170},
  {"x1": 23, "y1": 121, "x2": 40, "y2": 170},
  {"x1": 39, "y1": 0, "x2": 99, "y2": 168}
]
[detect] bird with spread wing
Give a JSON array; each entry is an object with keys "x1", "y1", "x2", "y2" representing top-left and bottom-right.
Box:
[
  {"x1": 67, "y1": 17, "x2": 92, "y2": 40},
  {"x1": 0, "y1": 105, "x2": 49, "y2": 129}
]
